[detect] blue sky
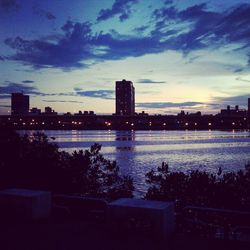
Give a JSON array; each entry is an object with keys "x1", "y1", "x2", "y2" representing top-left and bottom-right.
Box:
[{"x1": 0, "y1": 0, "x2": 250, "y2": 114}]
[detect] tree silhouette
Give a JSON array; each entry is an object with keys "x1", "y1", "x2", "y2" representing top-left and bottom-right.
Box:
[
  {"x1": 145, "y1": 162, "x2": 250, "y2": 211},
  {"x1": 0, "y1": 127, "x2": 134, "y2": 200}
]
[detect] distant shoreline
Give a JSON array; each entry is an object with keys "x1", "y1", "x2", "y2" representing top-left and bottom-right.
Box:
[{"x1": 1, "y1": 114, "x2": 249, "y2": 130}]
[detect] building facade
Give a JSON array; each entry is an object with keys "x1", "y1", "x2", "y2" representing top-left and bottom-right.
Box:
[
  {"x1": 115, "y1": 79, "x2": 135, "y2": 115},
  {"x1": 11, "y1": 93, "x2": 29, "y2": 115},
  {"x1": 248, "y1": 98, "x2": 250, "y2": 117},
  {"x1": 220, "y1": 105, "x2": 247, "y2": 118}
]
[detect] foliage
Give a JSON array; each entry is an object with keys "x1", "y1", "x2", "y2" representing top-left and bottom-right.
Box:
[
  {"x1": 0, "y1": 128, "x2": 134, "y2": 200},
  {"x1": 145, "y1": 162, "x2": 250, "y2": 210}
]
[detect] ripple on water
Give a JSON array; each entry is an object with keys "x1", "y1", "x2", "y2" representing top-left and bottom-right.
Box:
[{"x1": 19, "y1": 130, "x2": 250, "y2": 196}]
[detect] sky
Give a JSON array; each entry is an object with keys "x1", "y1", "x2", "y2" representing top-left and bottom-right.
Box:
[{"x1": 0, "y1": 0, "x2": 250, "y2": 115}]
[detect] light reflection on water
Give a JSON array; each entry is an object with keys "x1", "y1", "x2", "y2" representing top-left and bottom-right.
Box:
[{"x1": 20, "y1": 130, "x2": 250, "y2": 196}]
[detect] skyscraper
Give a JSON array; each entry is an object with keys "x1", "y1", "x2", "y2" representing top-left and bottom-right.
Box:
[
  {"x1": 248, "y1": 98, "x2": 250, "y2": 117},
  {"x1": 11, "y1": 93, "x2": 29, "y2": 115},
  {"x1": 115, "y1": 79, "x2": 135, "y2": 115}
]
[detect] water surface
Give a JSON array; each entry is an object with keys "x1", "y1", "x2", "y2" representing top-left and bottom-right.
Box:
[{"x1": 21, "y1": 130, "x2": 250, "y2": 195}]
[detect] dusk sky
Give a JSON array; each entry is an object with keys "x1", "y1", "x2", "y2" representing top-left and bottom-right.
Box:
[{"x1": 0, "y1": 0, "x2": 250, "y2": 115}]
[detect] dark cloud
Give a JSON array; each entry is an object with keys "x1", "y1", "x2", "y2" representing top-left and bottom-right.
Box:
[
  {"x1": 0, "y1": 0, "x2": 19, "y2": 12},
  {"x1": 0, "y1": 56, "x2": 5, "y2": 61},
  {"x1": 61, "y1": 20, "x2": 74, "y2": 33},
  {"x1": 4, "y1": 3, "x2": 250, "y2": 70},
  {"x1": 97, "y1": 0, "x2": 138, "y2": 22},
  {"x1": 0, "y1": 95, "x2": 10, "y2": 99},
  {"x1": 136, "y1": 101, "x2": 203, "y2": 109},
  {"x1": 137, "y1": 79, "x2": 166, "y2": 84},
  {"x1": 43, "y1": 100, "x2": 84, "y2": 104},
  {"x1": 153, "y1": 6, "x2": 178, "y2": 20},
  {"x1": 214, "y1": 95, "x2": 250, "y2": 107},
  {"x1": 164, "y1": 0, "x2": 173, "y2": 5},
  {"x1": 33, "y1": 5, "x2": 56, "y2": 20},
  {"x1": 73, "y1": 87, "x2": 82, "y2": 92},
  {"x1": 152, "y1": 3, "x2": 220, "y2": 53},
  {"x1": 5, "y1": 22, "x2": 93, "y2": 70},
  {"x1": 0, "y1": 104, "x2": 10, "y2": 107},
  {"x1": 133, "y1": 25, "x2": 149, "y2": 33},
  {"x1": 0, "y1": 81, "x2": 76, "y2": 98},
  {"x1": 75, "y1": 89, "x2": 114, "y2": 100},
  {"x1": 93, "y1": 33, "x2": 161, "y2": 59},
  {"x1": 152, "y1": 3, "x2": 250, "y2": 55},
  {"x1": 236, "y1": 77, "x2": 250, "y2": 83},
  {"x1": 234, "y1": 68, "x2": 244, "y2": 73},
  {"x1": 0, "y1": 82, "x2": 39, "y2": 95},
  {"x1": 22, "y1": 80, "x2": 34, "y2": 83},
  {"x1": 4, "y1": 20, "x2": 161, "y2": 70}
]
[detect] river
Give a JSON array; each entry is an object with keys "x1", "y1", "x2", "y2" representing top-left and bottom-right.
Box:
[{"x1": 20, "y1": 130, "x2": 250, "y2": 196}]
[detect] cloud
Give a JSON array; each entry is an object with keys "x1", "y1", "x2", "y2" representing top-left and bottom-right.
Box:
[
  {"x1": 0, "y1": 56, "x2": 5, "y2": 61},
  {"x1": 97, "y1": 0, "x2": 138, "y2": 22},
  {"x1": 75, "y1": 89, "x2": 114, "y2": 100},
  {"x1": 33, "y1": 5, "x2": 56, "y2": 20},
  {"x1": 234, "y1": 68, "x2": 244, "y2": 73},
  {"x1": 164, "y1": 0, "x2": 173, "y2": 5},
  {"x1": 5, "y1": 22, "x2": 93, "y2": 70},
  {"x1": 213, "y1": 95, "x2": 250, "y2": 106},
  {"x1": 43, "y1": 100, "x2": 84, "y2": 104},
  {"x1": 136, "y1": 101, "x2": 203, "y2": 109},
  {"x1": 133, "y1": 25, "x2": 149, "y2": 33},
  {"x1": 137, "y1": 78, "x2": 166, "y2": 84},
  {"x1": 0, "y1": 84, "x2": 115, "y2": 101},
  {"x1": 61, "y1": 20, "x2": 74, "y2": 33},
  {"x1": 4, "y1": 20, "x2": 162, "y2": 70},
  {"x1": 0, "y1": 82, "x2": 39, "y2": 95},
  {"x1": 0, "y1": 81, "x2": 76, "y2": 98},
  {"x1": 0, "y1": 0, "x2": 19, "y2": 12},
  {"x1": 4, "y1": 3, "x2": 250, "y2": 70},
  {"x1": 0, "y1": 104, "x2": 10, "y2": 107},
  {"x1": 152, "y1": 3, "x2": 220, "y2": 53},
  {"x1": 152, "y1": 3, "x2": 250, "y2": 55},
  {"x1": 0, "y1": 95, "x2": 10, "y2": 99},
  {"x1": 22, "y1": 80, "x2": 34, "y2": 83},
  {"x1": 236, "y1": 77, "x2": 250, "y2": 83}
]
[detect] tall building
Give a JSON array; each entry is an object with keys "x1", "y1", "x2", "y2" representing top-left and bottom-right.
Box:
[
  {"x1": 116, "y1": 79, "x2": 135, "y2": 115},
  {"x1": 248, "y1": 98, "x2": 250, "y2": 117},
  {"x1": 11, "y1": 93, "x2": 29, "y2": 115}
]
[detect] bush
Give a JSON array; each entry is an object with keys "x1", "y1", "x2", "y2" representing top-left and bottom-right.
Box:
[
  {"x1": 0, "y1": 128, "x2": 134, "y2": 200},
  {"x1": 145, "y1": 162, "x2": 250, "y2": 210}
]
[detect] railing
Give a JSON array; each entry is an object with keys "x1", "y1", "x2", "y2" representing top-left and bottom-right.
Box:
[
  {"x1": 52, "y1": 194, "x2": 108, "y2": 221},
  {"x1": 178, "y1": 206, "x2": 250, "y2": 242},
  {"x1": 51, "y1": 195, "x2": 250, "y2": 242}
]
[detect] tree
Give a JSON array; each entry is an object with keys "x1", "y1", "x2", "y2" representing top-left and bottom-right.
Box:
[
  {"x1": 0, "y1": 128, "x2": 134, "y2": 200},
  {"x1": 145, "y1": 162, "x2": 250, "y2": 211}
]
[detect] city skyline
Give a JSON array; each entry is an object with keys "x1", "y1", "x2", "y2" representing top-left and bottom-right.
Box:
[
  {"x1": 1, "y1": 0, "x2": 250, "y2": 115},
  {"x1": 8, "y1": 89, "x2": 250, "y2": 117}
]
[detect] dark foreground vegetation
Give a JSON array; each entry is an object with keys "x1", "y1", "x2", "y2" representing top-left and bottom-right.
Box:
[
  {"x1": 0, "y1": 128, "x2": 134, "y2": 200},
  {"x1": 145, "y1": 162, "x2": 250, "y2": 211},
  {"x1": 0, "y1": 127, "x2": 250, "y2": 211}
]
